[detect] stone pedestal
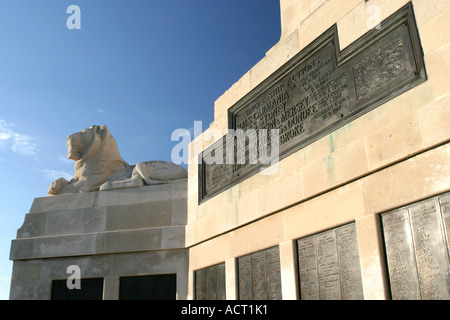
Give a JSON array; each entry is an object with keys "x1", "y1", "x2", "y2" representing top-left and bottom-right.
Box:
[{"x1": 9, "y1": 181, "x2": 188, "y2": 300}]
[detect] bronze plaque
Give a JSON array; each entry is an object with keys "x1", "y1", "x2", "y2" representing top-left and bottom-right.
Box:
[
  {"x1": 195, "y1": 263, "x2": 226, "y2": 300},
  {"x1": 199, "y1": 3, "x2": 426, "y2": 202},
  {"x1": 439, "y1": 194, "x2": 450, "y2": 255},
  {"x1": 238, "y1": 246, "x2": 282, "y2": 300},
  {"x1": 381, "y1": 209, "x2": 421, "y2": 299},
  {"x1": 297, "y1": 223, "x2": 364, "y2": 300},
  {"x1": 381, "y1": 193, "x2": 450, "y2": 300}
]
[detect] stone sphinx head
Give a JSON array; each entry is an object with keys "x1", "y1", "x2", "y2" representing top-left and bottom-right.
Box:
[
  {"x1": 67, "y1": 125, "x2": 124, "y2": 162},
  {"x1": 48, "y1": 125, "x2": 128, "y2": 195}
]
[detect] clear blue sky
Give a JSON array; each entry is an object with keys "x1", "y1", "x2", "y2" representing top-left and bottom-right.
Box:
[{"x1": 0, "y1": 0, "x2": 281, "y2": 299}]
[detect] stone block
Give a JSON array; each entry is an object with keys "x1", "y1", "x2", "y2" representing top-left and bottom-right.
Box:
[
  {"x1": 302, "y1": 138, "x2": 368, "y2": 197},
  {"x1": 280, "y1": 0, "x2": 314, "y2": 38},
  {"x1": 365, "y1": 112, "x2": 423, "y2": 170},
  {"x1": 279, "y1": 240, "x2": 298, "y2": 300},
  {"x1": 303, "y1": 134, "x2": 333, "y2": 165},
  {"x1": 361, "y1": 142, "x2": 450, "y2": 214},
  {"x1": 213, "y1": 72, "x2": 251, "y2": 133},
  {"x1": 355, "y1": 215, "x2": 390, "y2": 299},
  {"x1": 9, "y1": 238, "x2": 34, "y2": 260},
  {"x1": 105, "y1": 201, "x2": 172, "y2": 231},
  {"x1": 29, "y1": 192, "x2": 95, "y2": 213},
  {"x1": 45, "y1": 207, "x2": 106, "y2": 236},
  {"x1": 11, "y1": 260, "x2": 41, "y2": 282},
  {"x1": 256, "y1": 167, "x2": 303, "y2": 216},
  {"x1": 283, "y1": 181, "x2": 365, "y2": 240},
  {"x1": 100, "y1": 228, "x2": 164, "y2": 254},
  {"x1": 425, "y1": 42, "x2": 450, "y2": 100},
  {"x1": 412, "y1": 0, "x2": 450, "y2": 26},
  {"x1": 225, "y1": 258, "x2": 237, "y2": 300},
  {"x1": 418, "y1": 94, "x2": 450, "y2": 148},
  {"x1": 16, "y1": 212, "x2": 46, "y2": 238},
  {"x1": 9, "y1": 280, "x2": 47, "y2": 300},
  {"x1": 249, "y1": 30, "x2": 300, "y2": 89},
  {"x1": 295, "y1": 0, "x2": 361, "y2": 52},
  {"x1": 172, "y1": 198, "x2": 187, "y2": 225},
  {"x1": 161, "y1": 226, "x2": 186, "y2": 249}
]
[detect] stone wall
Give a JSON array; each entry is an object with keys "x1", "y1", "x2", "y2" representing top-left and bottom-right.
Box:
[
  {"x1": 10, "y1": 181, "x2": 188, "y2": 300},
  {"x1": 186, "y1": 0, "x2": 450, "y2": 300}
]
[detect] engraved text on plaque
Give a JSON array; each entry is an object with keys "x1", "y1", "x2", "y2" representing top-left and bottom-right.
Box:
[
  {"x1": 195, "y1": 263, "x2": 226, "y2": 300},
  {"x1": 381, "y1": 192, "x2": 450, "y2": 300},
  {"x1": 297, "y1": 223, "x2": 364, "y2": 300},
  {"x1": 238, "y1": 246, "x2": 282, "y2": 300}
]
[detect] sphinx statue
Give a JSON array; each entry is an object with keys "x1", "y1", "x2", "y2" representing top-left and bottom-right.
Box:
[{"x1": 48, "y1": 125, "x2": 187, "y2": 195}]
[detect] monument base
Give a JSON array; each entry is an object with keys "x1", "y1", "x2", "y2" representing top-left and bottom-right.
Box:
[{"x1": 9, "y1": 181, "x2": 188, "y2": 300}]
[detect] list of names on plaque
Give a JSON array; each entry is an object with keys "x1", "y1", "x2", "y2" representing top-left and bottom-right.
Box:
[
  {"x1": 381, "y1": 209, "x2": 421, "y2": 299},
  {"x1": 336, "y1": 224, "x2": 364, "y2": 300},
  {"x1": 297, "y1": 236, "x2": 319, "y2": 299},
  {"x1": 238, "y1": 255, "x2": 253, "y2": 300},
  {"x1": 439, "y1": 194, "x2": 450, "y2": 254},
  {"x1": 296, "y1": 223, "x2": 364, "y2": 300},
  {"x1": 316, "y1": 231, "x2": 341, "y2": 299},
  {"x1": 238, "y1": 246, "x2": 282, "y2": 300},
  {"x1": 195, "y1": 263, "x2": 226, "y2": 300},
  {"x1": 381, "y1": 192, "x2": 450, "y2": 300}
]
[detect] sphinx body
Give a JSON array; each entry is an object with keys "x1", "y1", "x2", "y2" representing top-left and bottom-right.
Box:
[{"x1": 48, "y1": 125, "x2": 187, "y2": 195}]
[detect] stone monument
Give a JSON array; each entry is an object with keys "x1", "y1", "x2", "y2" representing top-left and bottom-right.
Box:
[
  {"x1": 187, "y1": 1, "x2": 450, "y2": 300},
  {"x1": 10, "y1": 125, "x2": 188, "y2": 299},
  {"x1": 10, "y1": 0, "x2": 450, "y2": 300}
]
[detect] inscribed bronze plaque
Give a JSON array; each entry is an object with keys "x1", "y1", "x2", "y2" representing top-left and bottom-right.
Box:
[
  {"x1": 195, "y1": 263, "x2": 226, "y2": 300},
  {"x1": 238, "y1": 246, "x2": 282, "y2": 300},
  {"x1": 199, "y1": 3, "x2": 426, "y2": 202},
  {"x1": 381, "y1": 193, "x2": 450, "y2": 300},
  {"x1": 297, "y1": 223, "x2": 364, "y2": 300}
]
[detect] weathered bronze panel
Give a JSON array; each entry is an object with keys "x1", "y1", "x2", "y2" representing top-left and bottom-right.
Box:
[
  {"x1": 265, "y1": 246, "x2": 283, "y2": 300},
  {"x1": 316, "y1": 231, "x2": 341, "y2": 300},
  {"x1": 381, "y1": 193, "x2": 450, "y2": 300},
  {"x1": 216, "y1": 263, "x2": 226, "y2": 300},
  {"x1": 297, "y1": 223, "x2": 364, "y2": 300},
  {"x1": 199, "y1": 3, "x2": 426, "y2": 202},
  {"x1": 195, "y1": 263, "x2": 226, "y2": 300},
  {"x1": 238, "y1": 246, "x2": 282, "y2": 300},
  {"x1": 336, "y1": 224, "x2": 364, "y2": 300},
  {"x1": 195, "y1": 268, "x2": 207, "y2": 300},
  {"x1": 381, "y1": 209, "x2": 421, "y2": 299},
  {"x1": 410, "y1": 200, "x2": 450, "y2": 299},
  {"x1": 297, "y1": 236, "x2": 319, "y2": 299},
  {"x1": 439, "y1": 194, "x2": 450, "y2": 255}
]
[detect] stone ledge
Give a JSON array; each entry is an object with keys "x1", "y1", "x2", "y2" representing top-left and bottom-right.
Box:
[
  {"x1": 10, "y1": 225, "x2": 186, "y2": 261},
  {"x1": 29, "y1": 180, "x2": 187, "y2": 213},
  {"x1": 17, "y1": 198, "x2": 187, "y2": 239}
]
